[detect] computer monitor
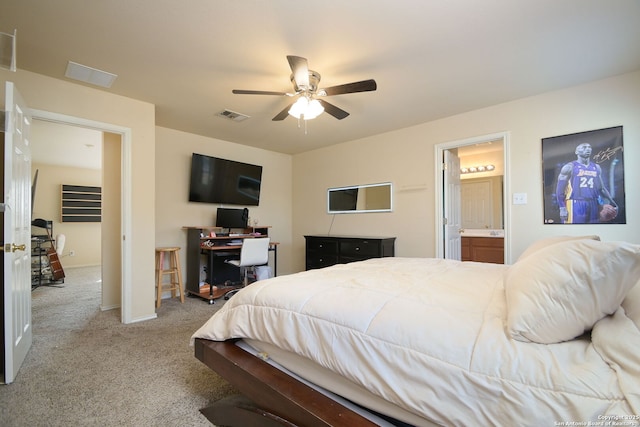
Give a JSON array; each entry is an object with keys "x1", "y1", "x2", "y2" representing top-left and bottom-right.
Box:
[{"x1": 215, "y1": 207, "x2": 248, "y2": 229}]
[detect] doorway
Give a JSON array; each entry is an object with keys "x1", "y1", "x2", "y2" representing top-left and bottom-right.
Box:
[
  {"x1": 30, "y1": 109, "x2": 133, "y2": 323},
  {"x1": 30, "y1": 120, "x2": 105, "y2": 304},
  {"x1": 434, "y1": 132, "x2": 511, "y2": 263}
]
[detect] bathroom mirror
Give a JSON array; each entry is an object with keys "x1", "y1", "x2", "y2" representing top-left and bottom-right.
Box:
[
  {"x1": 327, "y1": 182, "x2": 393, "y2": 214},
  {"x1": 461, "y1": 176, "x2": 503, "y2": 229}
]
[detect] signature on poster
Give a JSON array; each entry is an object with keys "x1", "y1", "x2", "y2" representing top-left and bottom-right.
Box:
[{"x1": 593, "y1": 146, "x2": 623, "y2": 163}]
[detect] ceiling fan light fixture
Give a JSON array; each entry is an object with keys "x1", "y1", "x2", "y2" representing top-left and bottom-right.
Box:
[
  {"x1": 233, "y1": 56, "x2": 375, "y2": 122},
  {"x1": 288, "y1": 97, "x2": 307, "y2": 118},
  {"x1": 288, "y1": 97, "x2": 324, "y2": 120},
  {"x1": 306, "y1": 99, "x2": 324, "y2": 119}
]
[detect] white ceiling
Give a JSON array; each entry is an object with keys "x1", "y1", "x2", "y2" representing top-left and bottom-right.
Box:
[
  {"x1": 3, "y1": 0, "x2": 640, "y2": 155},
  {"x1": 31, "y1": 120, "x2": 102, "y2": 170}
]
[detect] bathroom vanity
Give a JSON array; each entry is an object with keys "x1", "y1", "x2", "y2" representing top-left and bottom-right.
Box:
[{"x1": 460, "y1": 229, "x2": 504, "y2": 264}]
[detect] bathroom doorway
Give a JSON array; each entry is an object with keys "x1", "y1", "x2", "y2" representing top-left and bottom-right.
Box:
[{"x1": 434, "y1": 132, "x2": 511, "y2": 264}]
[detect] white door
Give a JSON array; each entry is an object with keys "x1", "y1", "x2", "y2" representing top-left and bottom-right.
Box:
[
  {"x1": 3, "y1": 81, "x2": 32, "y2": 384},
  {"x1": 443, "y1": 150, "x2": 462, "y2": 260}
]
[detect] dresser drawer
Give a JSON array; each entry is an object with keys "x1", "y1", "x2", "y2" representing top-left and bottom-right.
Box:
[
  {"x1": 339, "y1": 239, "x2": 380, "y2": 257},
  {"x1": 306, "y1": 254, "x2": 339, "y2": 270},
  {"x1": 306, "y1": 238, "x2": 338, "y2": 254},
  {"x1": 304, "y1": 235, "x2": 395, "y2": 271}
]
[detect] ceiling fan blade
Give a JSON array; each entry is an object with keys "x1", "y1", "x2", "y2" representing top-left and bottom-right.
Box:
[
  {"x1": 287, "y1": 55, "x2": 310, "y2": 90},
  {"x1": 318, "y1": 99, "x2": 350, "y2": 120},
  {"x1": 321, "y1": 79, "x2": 377, "y2": 96},
  {"x1": 232, "y1": 89, "x2": 290, "y2": 96},
  {"x1": 272, "y1": 102, "x2": 294, "y2": 121}
]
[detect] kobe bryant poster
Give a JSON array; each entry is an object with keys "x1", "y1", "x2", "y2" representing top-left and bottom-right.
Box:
[{"x1": 542, "y1": 126, "x2": 625, "y2": 225}]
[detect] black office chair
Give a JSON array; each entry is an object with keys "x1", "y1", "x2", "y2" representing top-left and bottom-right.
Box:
[{"x1": 32, "y1": 218, "x2": 49, "y2": 229}]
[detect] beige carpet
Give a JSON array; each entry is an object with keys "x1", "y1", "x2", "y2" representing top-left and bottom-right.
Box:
[{"x1": 0, "y1": 266, "x2": 236, "y2": 426}]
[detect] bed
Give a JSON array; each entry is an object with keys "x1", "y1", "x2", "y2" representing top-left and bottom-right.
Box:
[{"x1": 192, "y1": 236, "x2": 640, "y2": 426}]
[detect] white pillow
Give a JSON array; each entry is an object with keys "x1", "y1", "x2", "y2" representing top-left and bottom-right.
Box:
[
  {"x1": 506, "y1": 239, "x2": 640, "y2": 344},
  {"x1": 622, "y1": 280, "x2": 640, "y2": 330},
  {"x1": 517, "y1": 235, "x2": 600, "y2": 262}
]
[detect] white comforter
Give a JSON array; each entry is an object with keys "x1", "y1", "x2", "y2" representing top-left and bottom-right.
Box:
[{"x1": 192, "y1": 258, "x2": 640, "y2": 426}]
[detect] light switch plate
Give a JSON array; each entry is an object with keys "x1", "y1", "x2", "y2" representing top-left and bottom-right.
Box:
[{"x1": 513, "y1": 193, "x2": 527, "y2": 205}]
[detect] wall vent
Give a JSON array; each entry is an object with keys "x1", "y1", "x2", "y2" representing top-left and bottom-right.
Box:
[{"x1": 216, "y1": 109, "x2": 250, "y2": 122}]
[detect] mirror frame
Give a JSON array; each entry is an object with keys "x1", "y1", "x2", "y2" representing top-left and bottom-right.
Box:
[{"x1": 327, "y1": 182, "x2": 393, "y2": 214}]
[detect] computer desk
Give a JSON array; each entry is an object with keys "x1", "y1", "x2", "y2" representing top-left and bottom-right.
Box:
[{"x1": 183, "y1": 226, "x2": 277, "y2": 304}]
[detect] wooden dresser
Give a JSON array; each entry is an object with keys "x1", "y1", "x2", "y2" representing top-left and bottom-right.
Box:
[{"x1": 304, "y1": 235, "x2": 396, "y2": 270}]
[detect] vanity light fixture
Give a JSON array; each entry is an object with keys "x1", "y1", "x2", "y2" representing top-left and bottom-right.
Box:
[{"x1": 460, "y1": 164, "x2": 495, "y2": 174}]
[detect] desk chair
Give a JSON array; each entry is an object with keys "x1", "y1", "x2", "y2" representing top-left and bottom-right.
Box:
[
  {"x1": 224, "y1": 237, "x2": 270, "y2": 299},
  {"x1": 55, "y1": 234, "x2": 66, "y2": 256}
]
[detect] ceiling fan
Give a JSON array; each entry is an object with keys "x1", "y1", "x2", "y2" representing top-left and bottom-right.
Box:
[{"x1": 232, "y1": 55, "x2": 377, "y2": 121}]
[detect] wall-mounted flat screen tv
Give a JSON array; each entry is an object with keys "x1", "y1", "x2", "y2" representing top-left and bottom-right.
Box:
[{"x1": 189, "y1": 153, "x2": 262, "y2": 206}]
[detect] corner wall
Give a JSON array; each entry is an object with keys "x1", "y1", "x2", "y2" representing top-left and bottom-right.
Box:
[{"x1": 154, "y1": 127, "x2": 294, "y2": 281}]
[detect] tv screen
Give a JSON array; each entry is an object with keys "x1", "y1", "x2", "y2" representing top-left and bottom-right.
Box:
[
  {"x1": 215, "y1": 208, "x2": 248, "y2": 229},
  {"x1": 189, "y1": 153, "x2": 262, "y2": 206}
]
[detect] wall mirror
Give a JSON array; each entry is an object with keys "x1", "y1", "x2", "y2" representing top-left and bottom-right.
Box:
[
  {"x1": 327, "y1": 182, "x2": 393, "y2": 214},
  {"x1": 461, "y1": 176, "x2": 503, "y2": 229}
]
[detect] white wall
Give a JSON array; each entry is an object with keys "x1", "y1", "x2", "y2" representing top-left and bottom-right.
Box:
[
  {"x1": 154, "y1": 127, "x2": 294, "y2": 279},
  {"x1": 292, "y1": 71, "x2": 640, "y2": 271},
  {"x1": 102, "y1": 132, "x2": 122, "y2": 311},
  {"x1": 31, "y1": 162, "x2": 101, "y2": 267}
]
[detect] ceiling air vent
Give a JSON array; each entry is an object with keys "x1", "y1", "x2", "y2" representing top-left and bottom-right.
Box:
[
  {"x1": 216, "y1": 109, "x2": 250, "y2": 122},
  {"x1": 65, "y1": 61, "x2": 117, "y2": 88}
]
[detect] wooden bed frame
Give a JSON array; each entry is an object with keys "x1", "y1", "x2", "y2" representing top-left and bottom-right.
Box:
[{"x1": 194, "y1": 338, "x2": 381, "y2": 427}]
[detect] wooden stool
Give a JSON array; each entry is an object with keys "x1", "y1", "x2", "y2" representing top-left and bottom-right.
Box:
[{"x1": 155, "y1": 247, "x2": 184, "y2": 308}]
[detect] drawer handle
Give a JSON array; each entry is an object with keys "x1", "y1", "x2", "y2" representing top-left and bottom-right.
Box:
[{"x1": 355, "y1": 247, "x2": 360, "y2": 251}]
